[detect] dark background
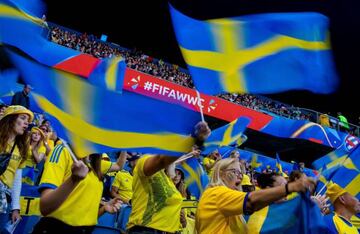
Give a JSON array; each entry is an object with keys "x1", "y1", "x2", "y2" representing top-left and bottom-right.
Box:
[{"x1": 44, "y1": 0, "x2": 360, "y2": 124}]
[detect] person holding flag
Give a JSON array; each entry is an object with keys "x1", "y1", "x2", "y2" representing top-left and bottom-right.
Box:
[
  {"x1": 325, "y1": 183, "x2": 360, "y2": 234},
  {"x1": 195, "y1": 158, "x2": 317, "y2": 233},
  {"x1": 32, "y1": 147, "x2": 128, "y2": 234},
  {"x1": 126, "y1": 121, "x2": 211, "y2": 234}
]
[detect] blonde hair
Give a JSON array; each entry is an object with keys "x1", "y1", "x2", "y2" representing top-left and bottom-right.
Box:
[{"x1": 208, "y1": 158, "x2": 239, "y2": 188}]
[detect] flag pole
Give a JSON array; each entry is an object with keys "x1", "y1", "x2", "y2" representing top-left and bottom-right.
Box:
[
  {"x1": 61, "y1": 138, "x2": 78, "y2": 163},
  {"x1": 175, "y1": 152, "x2": 195, "y2": 164},
  {"x1": 196, "y1": 90, "x2": 205, "y2": 122}
]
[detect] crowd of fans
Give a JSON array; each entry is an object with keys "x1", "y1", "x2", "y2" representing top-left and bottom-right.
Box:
[
  {"x1": 49, "y1": 26, "x2": 312, "y2": 119},
  {"x1": 49, "y1": 25, "x2": 359, "y2": 134},
  {"x1": 2, "y1": 104, "x2": 359, "y2": 233},
  {"x1": 1, "y1": 83, "x2": 359, "y2": 233}
]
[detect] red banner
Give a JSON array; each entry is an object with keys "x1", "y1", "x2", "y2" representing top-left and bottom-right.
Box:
[{"x1": 123, "y1": 69, "x2": 273, "y2": 131}]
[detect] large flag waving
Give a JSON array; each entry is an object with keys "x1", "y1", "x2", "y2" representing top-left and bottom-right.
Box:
[
  {"x1": 178, "y1": 157, "x2": 209, "y2": 199},
  {"x1": 0, "y1": 0, "x2": 103, "y2": 77},
  {"x1": 8, "y1": 49, "x2": 201, "y2": 157},
  {"x1": 246, "y1": 193, "x2": 329, "y2": 234},
  {"x1": 202, "y1": 116, "x2": 250, "y2": 154},
  {"x1": 170, "y1": 5, "x2": 338, "y2": 95}
]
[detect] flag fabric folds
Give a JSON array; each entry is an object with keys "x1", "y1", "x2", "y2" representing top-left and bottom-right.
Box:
[
  {"x1": 312, "y1": 147, "x2": 349, "y2": 171},
  {"x1": 88, "y1": 56, "x2": 126, "y2": 92},
  {"x1": 170, "y1": 5, "x2": 338, "y2": 95},
  {"x1": 0, "y1": 68, "x2": 18, "y2": 96},
  {"x1": 0, "y1": 0, "x2": 101, "y2": 77},
  {"x1": 8, "y1": 50, "x2": 201, "y2": 157},
  {"x1": 246, "y1": 193, "x2": 329, "y2": 234},
  {"x1": 177, "y1": 157, "x2": 209, "y2": 199},
  {"x1": 327, "y1": 145, "x2": 360, "y2": 199},
  {"x1": 202, "y1": 117, "x2": 250, "y2": 154}
]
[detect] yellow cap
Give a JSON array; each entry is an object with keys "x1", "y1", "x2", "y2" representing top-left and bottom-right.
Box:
[
  {"x1": 326, "y1": 182, "x2": 347, "y2": 203},
  {"x1": 31, "y1": 127, "x2": 45, "y2": 139},
  {"x1": 0, "y1": 105, "x2": 34, "y2": 122},
  {"x1": 241, "y1": 174, "x2": 252, "y2": 186}
]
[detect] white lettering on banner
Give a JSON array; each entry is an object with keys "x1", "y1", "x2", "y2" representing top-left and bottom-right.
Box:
[{"x1": 143, "y1": 81, "x2": 204, "y2": 107}]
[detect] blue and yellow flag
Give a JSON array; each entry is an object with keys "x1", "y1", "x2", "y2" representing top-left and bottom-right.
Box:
[
  {"x1": 0, "y1": 0, "x2": 102, "y2": 77},
  {"x1": 178, "y1": 157, "x2": 209, "y2": 199},
  {"x1": 202, "y1": 117, "x2": 250, "y2": 154},
  {"x1": 8, "y1": 50, "x2": 201, "y2": 157},
  {"x1": 88, "y1": 56, "x2": 126, "y2": 92},
  {"x1": 312, "y1": 147, "x2": 349, "y2": 171},
  {"x1": 170, "y1": 5, "x2": 338, "y2": 95},
  {"x1": 0, "y1": 68, "x2": 18, "y2": 96},
  {"x1": 246, "y1": 193, "x2": 329, "y2": 234},
  {"x1": 329, "y1": 145, "x2": 360, "y2": 199}
]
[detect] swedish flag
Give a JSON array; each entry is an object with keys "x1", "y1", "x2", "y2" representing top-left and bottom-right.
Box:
[
  {"x1": 203, "y1": 117, "x2": 250, "y2": 154},
  {"x1": 8, "y1": 50, "x2": 201, "y2": 157},
  {"x1": 178, "y1": 157, "x2": 209, "y2": 199},
  {"x1": 329, "y1": 145, "x2": 360, "y2": 199},
  {"x1": 246, "y1": 193, "x2": 329, "y2": 234},
  {"x1": 0, "y1": 68, "x2": 18, "y2": 96},
  {"x1": 0, "y1": 0, "x2": 101, "y2": 77},
  {"x1": 170, "y1": 5, "x2": 338, "y2": 95},
  {"x1": 312, "y1": 147, "x2": 349, "y2": 171},
  {"x1": 88, "y1": 56, "x2": 126, "y2": 92}
]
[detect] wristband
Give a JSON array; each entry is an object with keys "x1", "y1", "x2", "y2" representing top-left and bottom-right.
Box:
[{"x1": 285, "y1": 183, "x2": 290, "y2": 195}]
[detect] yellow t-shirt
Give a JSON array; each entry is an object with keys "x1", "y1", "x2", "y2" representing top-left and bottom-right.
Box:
[
  {"x1": 351, "y1": 215, "x2": 360, "y2": 230},
  {"x1": 112, "y1": 170, "x2": 133, "y2": 202},
  {"x1": 47, "y1": 139, "x2": 55, "y2": 150},
  {"x1": 127, "y1": 155, "x2": 183, "y2": 232},
  {"x1": 39, "y1": 145, "x2": 112, "y2": 226},
  {"x1": 195, "y1": 186, "x2": 248, "y2": 234},
  {"x1": 203, "y1": 157, "x2": 215, "y2": 176},
  {"x1": 25, "y1": 145, "x2": 46, "y2": 168},
  {"x1": 326, "y1": 212, "x2": 359, "y2": 234},
  {"x1": 0, "y1": 143, "x2": 26, "y2": 188}
]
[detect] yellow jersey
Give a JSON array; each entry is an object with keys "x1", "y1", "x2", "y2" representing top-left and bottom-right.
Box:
[
  {"x1": 325, "y1": 212, "x2": 359, "y2": 234},
  {"x1": 127, "y1": 155, "x2": 183, "y2": 233},
  {"x1": 196, "y1": 186, "x2": 248, "y2": 234},
  {"x1": 25, "y1": 145, "x2": 46, "y2": 168},
  {"x1": 112, "y1": 170, "x2": 133, "y2": 203},
  {"x1": 38, "y1": 145, "x2": 112, "y2": 226},
  {"x1": 0, "y1": 143, "x2": 26, "y2": 188}
]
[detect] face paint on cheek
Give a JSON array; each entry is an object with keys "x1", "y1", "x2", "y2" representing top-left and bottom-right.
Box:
[{"x1": 227, "y1": 173, "x2": 235, "y2": 181}]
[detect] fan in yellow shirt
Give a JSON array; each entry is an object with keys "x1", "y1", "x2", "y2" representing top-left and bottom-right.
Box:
[
  {"x1": 195, "y1": 158, "x2": 317, "y2": 234},
  {"x1": 32, "y1": 147, "x2": 128, "y2": 234},
  {"x1": 127, "y1": 121, "x2": 211, "y2": 234},
  {"x1": 23, "y1": 127, "x2": 47, "y2": 185},
  {"x1": 324, "y1": 183, "x2": 360, "y2": 234},
  {"x1": 203, "y1": 149, "x2": 221, "y2": 176},
  {"x1": 0, "y1": 105, "x2": 33, "y2": 232},
  {"x1": 111, "y1": 170, "x2": 133, "y2": 204}
]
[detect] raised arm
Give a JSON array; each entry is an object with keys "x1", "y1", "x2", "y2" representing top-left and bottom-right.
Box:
[
  {"x1": 143, "y1": 121, "x2": 211, "y2": 177},
  {"x1": 246, "y1": 175, "x2": 316, "y2": 213},
  {"x1": 39, "y1": 160, "x2": 89, "y2": 216}
]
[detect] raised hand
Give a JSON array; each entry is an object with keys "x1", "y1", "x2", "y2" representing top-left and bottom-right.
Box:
[
  {"x1": 71, "y1": 160, "x2": 89, "y2": 182},
  {"x1": 194, "y1": 121, "x2": 211, "y2": 141},
  {"x1": 288, "y1": 175, "x2": 316, "y2": 193}
]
